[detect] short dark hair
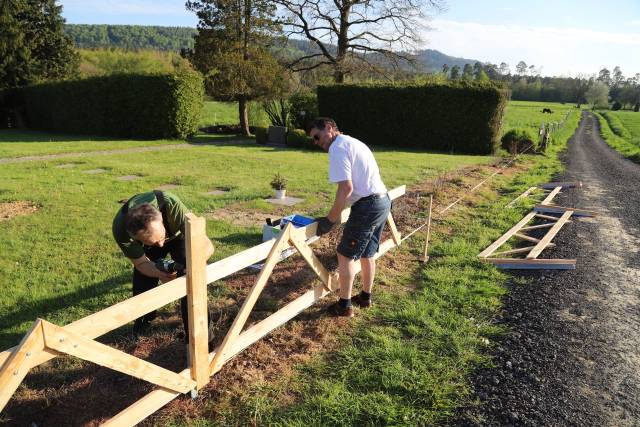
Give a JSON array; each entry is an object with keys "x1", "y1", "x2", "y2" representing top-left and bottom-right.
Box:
[
  {"x1": 125, "y1": 204, "x2": 161, "y2": 236},
  {"x1": 308, "y1": 117, "x2": 338, "y2": 134}
]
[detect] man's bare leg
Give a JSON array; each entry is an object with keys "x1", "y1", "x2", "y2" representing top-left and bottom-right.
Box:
[
  {"x1": 360, "y1": 257, "x2": 376, "y2": 294},
  {"x1": 338, "y1": 253, "x2": 357, "y2": 300}
]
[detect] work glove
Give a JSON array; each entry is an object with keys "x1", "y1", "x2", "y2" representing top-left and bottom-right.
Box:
[{"x1": 315, "y1": 216, "x2": 336, "y2": 236}]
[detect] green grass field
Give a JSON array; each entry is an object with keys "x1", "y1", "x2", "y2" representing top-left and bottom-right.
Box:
[
  {"x1": 502, "y1": 100, "x2": 577, "y2": 135},
  {"x1": 199, "y1": 100, "x2": 269, "y2": 128},
  {"x1": 596, "y1": 110, "x2": 640, "y2": 162}
]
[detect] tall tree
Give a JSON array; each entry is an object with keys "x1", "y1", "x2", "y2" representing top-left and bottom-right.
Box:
[
  {"x1": 274, "y1": 0, "x2": 445, "y2": 83},
  {"x1": 0, "y1": 0, "x2": 78, "y2": 90},
  {"x1": 585, "y1": 81, "x2": 609, "y2": 109},
  {"x1": 185, "y1": 0, "x2": 286, "y2": 135},
  {"x1": 597, "y1": 68, "x2": 611, "y2": 86},
  {"x1": 449, "y1": 64, "x2": 460, "y2": 80},
  {"x1": 441, "y1": 63, "x2": 449, "y2": 76},
  {"x1": 516, "y1": 60, "x2": 527, "y2": 76},
  {"x1": 462, "y1": 63, "x2": 473, "y2": 80},
  {"x1": 499, "y1": 62, "x2": 510, "y2": 77}
]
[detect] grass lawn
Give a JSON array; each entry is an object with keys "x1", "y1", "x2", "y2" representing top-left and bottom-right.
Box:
[
  {"x1": 502, "y1": 101, "x2": 577, "y2": 135},
  {"x1": 596, "y1": 110, "x2": 640, "y2": 162},
  {"x1": 0, "y1": 136, "x2": 495, "y2": 350},
  {"x1": 199, "y1": 100, "x2": 269, "y2": 128}
]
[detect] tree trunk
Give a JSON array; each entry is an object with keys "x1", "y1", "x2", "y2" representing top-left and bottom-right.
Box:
[{"x1": 239, "y1": 98, "x2": 250, "y2": 136}]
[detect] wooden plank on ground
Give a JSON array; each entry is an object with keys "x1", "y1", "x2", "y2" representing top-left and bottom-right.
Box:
[
  {"x1": 506, "y1": 186, "x2": 537, "y2": 208},
  {"x1": 478, "y1": 211, "x2": 537, "y2": 258},
  {"x1": 539, "y1": 181, "x2": 581, "y2": 190},
  {"x1": 0, "y1": 319, "x2": 45, "y2": 411},
  {"x1": 520, "y1": 223, "x2": 555, "y2": 231},
  {"x1": 482, "y1": 258, "x2": 576, "y2": 270},
  {"x1": 534, "y1": 204, "x2": 598, "y2": 218},
  {"x1": 41, "y1": 321, "x2": 195, "y2": 394},
  {"x1": 527, "y1": 210, "x2": 574, "y2": 259},
  {"x1": 535, "y1": 213, "x2": 563, "y2": 221},
  {"x1": 514, "y1": 233, "x2": 541, "y2": 243},
  {"x1": 289, "y1": 231, "x2": 330, "y2": 286},
  {"x1": 540, "y1": 186, "x2": 562, "y2": 205},
  {"x1": 491, "y1": 243, "x2": 555, "y2": 257}
]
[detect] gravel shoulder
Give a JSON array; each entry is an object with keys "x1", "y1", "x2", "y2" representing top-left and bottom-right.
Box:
[{"x1": 456, "y1": 111, "x2": 640, "y2": 426}]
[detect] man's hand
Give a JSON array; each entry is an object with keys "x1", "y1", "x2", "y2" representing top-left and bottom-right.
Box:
[
  {"x1": 159, "y1": 271, "x2": 177, "y2": 283},
  {"x1": 315, "y1": 216, "x2": 336, "y2": 236}
]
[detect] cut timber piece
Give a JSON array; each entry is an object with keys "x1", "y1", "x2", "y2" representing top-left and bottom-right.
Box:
[
  {"x1": 491, "y1": 243, "x2": 555, "y2": 257},
  {"x1": 478, "y1": 212, "x2": 537, "y2": 258},
  {"x1": 534, "y1": 204, "x2": 598, "y2": 218},
  {"x1": 387, "y1": 213, "x2": 401, "y2": 245},
  {"x1": 289, "y1": 231, "x2": 330, "y2": 287},
  {"x1": 41, "y1": 321, "x2": 195, "y2": 394},
  {"x1": 540, "y1": 186, "x2": 562, "y2": 205},
  {"x1": 506, "y1": 186, "x2": 537, "y2": 208},
  {"x1": 514, "y1": 233, "x2": 541, "y2": 243},
  {"x1": 482, "y1": 258, "x2": 576, "y2": 270},
  {"x1": 0, "y1": 319, "x2": 45, "y2": 412},
  {"x1": 535, "y1": 213, "x2": 563, "y2": 221},
  {"x1": 539, "y1": 181, "x2": 581, "y2": 190},
  {"x1": 520, "y1": 223, "x2": 555, "y2": 231},
  {"x1": 527, "y1": 210, "x2": 573, "y2": 259},
  {"x1": 185, "y1": 213, "x2": 209, "y2": 389}
]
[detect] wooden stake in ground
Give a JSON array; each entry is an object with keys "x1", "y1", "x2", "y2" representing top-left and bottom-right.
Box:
[{"x1": 421, "y1": 195, "x2": 433, "y2": 263}]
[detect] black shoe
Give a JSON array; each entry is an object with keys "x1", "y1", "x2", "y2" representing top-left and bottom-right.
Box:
[
  {"x1": 132, "y1": 318, "x2": 151, "y2": 336},
  {"x1": 351, "y1": 293, "x2": 372, "y2": 308},
  {"x1": 327, "y1": 301, "x2": 354, "y2": 317}
]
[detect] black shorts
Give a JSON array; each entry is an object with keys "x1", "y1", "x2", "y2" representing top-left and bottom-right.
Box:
[{"x1": 337, "y1": 194, "x2": 391, "y2": 260}]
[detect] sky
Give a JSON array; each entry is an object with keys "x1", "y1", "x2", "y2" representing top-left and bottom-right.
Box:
[{"x1": 59, "y1": 0, "x2": 640, "y2": 77}]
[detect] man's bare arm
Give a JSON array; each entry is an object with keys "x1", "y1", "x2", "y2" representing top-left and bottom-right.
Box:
[
  {"x1": 327, "y1": 180, "x2": 353, "y2": 223},
  {"x1": 129, "y1": 255, "x2": 175, "y2": 282}
]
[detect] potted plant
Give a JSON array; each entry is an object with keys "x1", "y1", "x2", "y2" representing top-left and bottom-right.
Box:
[{"x1": 270, "y1": 172, "x2": 287, "y2": 199}]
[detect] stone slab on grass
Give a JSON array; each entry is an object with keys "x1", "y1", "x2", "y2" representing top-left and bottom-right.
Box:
[
  {"x1": 118, "y1": 175, "x2": 140, "y2": 181},
  {"x1": 265, "y1": 196, "x2": 304, "y2": 206},
  {"x1": 84, "y1": 169, "x2": 107, "y2": 174}
]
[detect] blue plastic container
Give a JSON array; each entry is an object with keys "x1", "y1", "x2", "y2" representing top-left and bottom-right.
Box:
[{"x1": 280, "y1": 214, "x2": 315, "y2": 228}]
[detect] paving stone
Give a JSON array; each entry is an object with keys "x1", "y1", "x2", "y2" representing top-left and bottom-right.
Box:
[
  {"x1": 118, "y1": 175, "x2": 140, "y2": 181},
  {"x1": 156, "y1": 184, "x2": 180, "y2": 190},
  {"x1": 265, "y1": 196, "x2": 304, "y2": 206},
  {"x1": 84, "y1": 168, "x2": 107, "y2": 174}
]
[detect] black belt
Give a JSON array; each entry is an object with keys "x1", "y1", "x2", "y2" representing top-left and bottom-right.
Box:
[{"x1": 359, "y1": 192, "x2": 388, "y2": 201}]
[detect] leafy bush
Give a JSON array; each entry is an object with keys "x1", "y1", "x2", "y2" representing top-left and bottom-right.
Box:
[
  {"x1": 263, "y1": 98, "x2": 290, "y2": 127},
  {"x1": 6, "y1": 72, "x2": 203, "y2": 138},
  {"x1": 270, "y1": 172, "x2": 287, "y2": 190},
  {"x1": 286, "y1": 128, "x2": 318, "y2": 150},
  {"x1": 254, "y1": 126, "x2": 268, "y2": 144},
  {"x1": 611, "y1": 101, "x2": 622, "y2": 111},
  {"x1": 501, "y1": 128, "x2": 538, "y2": 154},
  {"x1": 317, "y1": 81, "x2": 509, "y2": 154},
  {"x1": 289, "y1": 91, "x2": 318, "y2": 131}
]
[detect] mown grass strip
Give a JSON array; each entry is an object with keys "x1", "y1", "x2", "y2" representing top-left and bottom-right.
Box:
[{"x1": 594, "y1": 111, "x2": 640, "y2": 163}]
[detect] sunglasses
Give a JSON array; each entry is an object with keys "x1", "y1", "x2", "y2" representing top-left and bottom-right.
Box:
[{"x1": 313, "y1": 134, "x2": 320, "y2": 141}]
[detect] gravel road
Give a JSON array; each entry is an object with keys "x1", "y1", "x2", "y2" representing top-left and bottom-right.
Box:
[{"x1": 456, "y1": 111, "x2": 640, "y2": 426}]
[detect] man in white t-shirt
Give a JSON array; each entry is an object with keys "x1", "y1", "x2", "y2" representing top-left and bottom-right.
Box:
[{"x1": 309, "y1": 117, "x2": 391, "y2": 317}]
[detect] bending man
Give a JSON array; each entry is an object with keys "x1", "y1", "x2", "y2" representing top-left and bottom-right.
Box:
[{"x1": 309, "y1": 118, "x2": 391, "y2": 317}]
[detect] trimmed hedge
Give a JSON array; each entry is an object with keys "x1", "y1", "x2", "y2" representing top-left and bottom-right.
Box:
[
  {"x1": 317, "y1": 82, "x2": 509, "y2": 154},
  {"x1": 5, "y1": 72, "x2": 204, "y2": 139}
]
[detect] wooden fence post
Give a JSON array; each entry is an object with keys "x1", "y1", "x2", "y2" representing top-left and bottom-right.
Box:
[
  {"x1": 420, "y1": 195, "x2": 433, "y2": 263},
  {"x1": 185, "y1": 213, "x2": 209, "y2": 390}
]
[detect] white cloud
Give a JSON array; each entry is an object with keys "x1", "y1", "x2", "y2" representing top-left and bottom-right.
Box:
[
  {"x1": 630, "y1": 20, "x2": 640, "y2": 26},
  {"x1": 423, "y1": 20, "x2": 640, "y2": 76}
]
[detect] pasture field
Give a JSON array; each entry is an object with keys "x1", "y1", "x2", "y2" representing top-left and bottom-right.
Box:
[
  {"x1": 502, "y1": 101, "x2": 577, "y2": 135},
  {"x1": 596, "y1": 110, "x2": 640, "y2": 162},
  {"x1": 0, "y1": 105, "x2": 581, "y2": 425}
]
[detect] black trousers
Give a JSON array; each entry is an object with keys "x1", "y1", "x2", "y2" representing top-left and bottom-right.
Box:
[{"x1": 132, "y1": 237, "x2": 214, "y2": 343}]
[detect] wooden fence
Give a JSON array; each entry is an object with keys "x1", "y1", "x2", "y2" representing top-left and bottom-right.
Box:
[{"x1": 0, "y1": 185, "x2": 406, "y2": 426}]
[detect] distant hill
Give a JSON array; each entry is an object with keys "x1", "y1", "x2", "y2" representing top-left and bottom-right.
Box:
[
  {"x1": 65, "y1": 24, "x2": 197, "y2": 51},
  {"x1": 65, "y1": 24, "x2": 479, "y2": 72}
]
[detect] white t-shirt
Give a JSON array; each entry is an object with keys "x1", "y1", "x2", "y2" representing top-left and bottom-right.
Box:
[{"x1": 328, "y1": 134, "x2": 387, "y2": 204}]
